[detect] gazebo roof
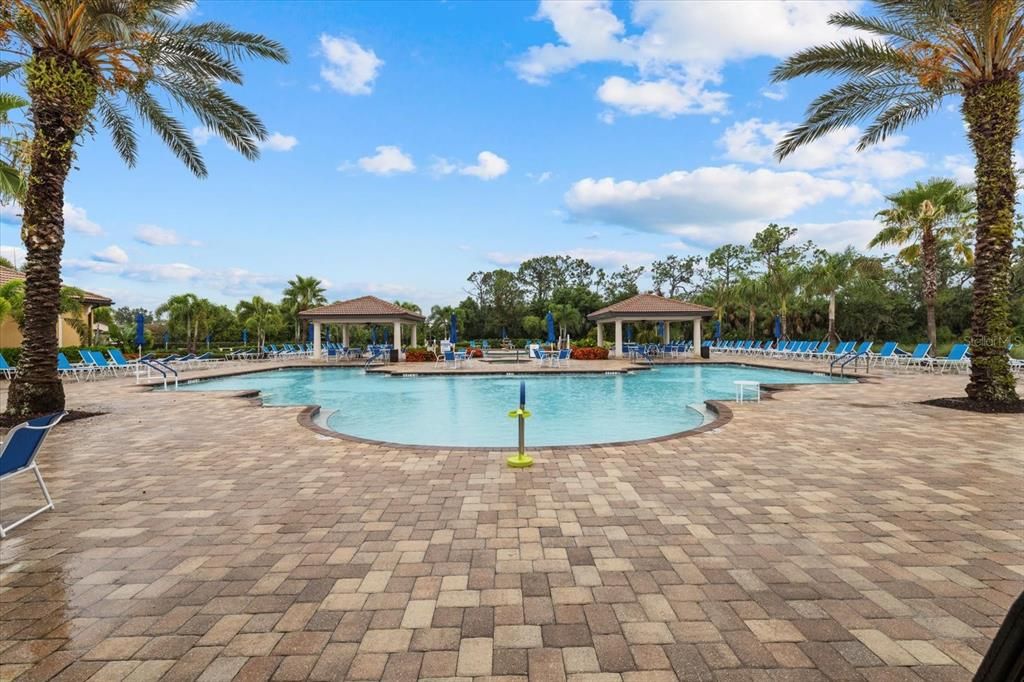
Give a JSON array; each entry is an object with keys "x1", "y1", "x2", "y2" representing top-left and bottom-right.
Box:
[
  {"x1": 298, "y1": 295, "x2": 424, "y2": 323},
  {"x1": 588, "y1": 293, "x2": 714, "y2": 321}
]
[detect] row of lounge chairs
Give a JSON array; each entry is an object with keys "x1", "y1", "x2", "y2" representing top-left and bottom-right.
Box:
[{"x1": 706, "y1": 339, "x2": 1015, "y2": 374}]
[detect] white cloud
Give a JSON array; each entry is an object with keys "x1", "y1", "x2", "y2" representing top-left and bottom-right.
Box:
[
  {"x1": 64, "y1": 202, "x2": 102, "y2": 236},
  {"x1": 760, "y1": 84, "x2": 787, "y2": 101},
  {"x1": 355, "y1": 145, "x2": 416, "y2": 175},
  {"x1": 564, "y1": 165, "x2": 854, "y2": 246},
  {"x1": 65, "y1": 259, "x2": 201, "y2": 282},
  {"x1": 513, "y1": 0, "x2": 856, "y2": 118},
  {"x1": 458, "y1": 151, "x2": 509, "y2": 180},
  {"x1": 93, "y1": 245, "x2": 128, "y2": 264},
  {"x1": 192, "y1": 126, "x2": 215, "y2": 145},
  {"x1": 431, "y1": 157, "x2": 458, "y2": 176},
  {"x1": 319, "y1": 34, "x2": 383, "y2": 95},
  {"x1": 597, "y1": 75, "x2": 727, "y2": 117},
  {"x1": 527, "y1": 171, "x2": 553, "y2": 183},
  {"x1": 943, "y1": 154, "x2": 975, "y2": 184},
  {"x1": 487, "y1": 248, "x2": 655, "y2": 268},
  {"x1": 795, "y1": 219, "x2": 883, "y2": 251},
  {"x1": 718, "y1": 118, "x2": 926, "y2": 180},
  {"x1": 259, "y1": 132, "x2": 298, "y2": 152},
  {"x1": 134, "y1": 224, "x2": 200, "y2": 247}
]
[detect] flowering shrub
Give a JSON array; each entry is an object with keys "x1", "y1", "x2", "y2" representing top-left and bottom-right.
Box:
[
  {"x1": 467, "y1": 348, "x2": 484, "y2": 358},
  {"x1": 404, "y1": 348, "x2": 436, "y2": 362},
  {"x1": 571, "y1": 346, "x2": 609, "y2": 360}
]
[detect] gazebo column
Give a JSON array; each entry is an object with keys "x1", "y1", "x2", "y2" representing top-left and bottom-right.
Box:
[
  {"x1": 411, "y1": 323, "x2": 417, "y2": 348},
  {"x1": 692, "y1": 317, "x2": 702, "y2": 357},
  {"x1": 614, "y1": 320, "x2": 623, "y2": 359},
  {"x1": 596, "y1": 322, "x2": 604, "y2": 347},
  {"x1": 393, "y1": 321, "x2": 402, "y2": 359},
  {"x1": 342, "y1": 324, "x2": 349, "y2": 348},
  {"x1": 312, "y1": 321, "x2": 322, "y2": 360},
  {"x1": 662, "y1": 320, "x2": 670, "y2": 344}
]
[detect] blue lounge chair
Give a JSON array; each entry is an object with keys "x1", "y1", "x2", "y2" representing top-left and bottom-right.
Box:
[
  {"x1": 0, "y1": 352, "x2": 14, "y2": 379},
  {"x1": 80, "y1": 349, "x2": 117, "y2": 376},
  {"x1": 108, "y1": 348, "x2": 141, "y2": 373},
  {"x1": 897, "y1": 343, "x2": 932, "y2": 370},
  {"x1": 442, "y1": 350, "x2": 462, "y2": 369},
  {"x1": 556, "y1": 348, "x2": 572, "y2": 367},
  {"x1": 933, "y1": 343, "x2": 970, "y2": 374},
  {"x1": 0, "y1": 411, "x2": 64, "y2": 537},
  {"x1": 57, "y1": 352, "x2": 92, "y2": 381},
  {"x1": 871, "y1": 341, "x2": 898, "y2": 367}
]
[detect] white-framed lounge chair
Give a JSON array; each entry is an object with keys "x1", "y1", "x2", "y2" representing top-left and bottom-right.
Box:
[
  {"x1": 933, "y1": 343, "x2": 970, "y2": 374},
  {"x1": 898, "y1": 343, "x2": 932, "y2": 370},
  {"x1": 556, "y1": 348, "x2": 572, "y2": 367},
  {"x1": 57, "y1": 352, "x2": 92, "y2": 381},
  {"x1": 0, "y1": 411, "x2": 64, "y2": 538},
  {"x1": 0, "y1": 352, "x2": 14, "y2": 379},
  {"x1": 108, "y1": 348, "x2": 141, "y2": 374}
]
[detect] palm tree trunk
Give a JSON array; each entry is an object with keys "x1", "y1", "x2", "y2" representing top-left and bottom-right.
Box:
[
  {"x1": 747, "y1": 305, "x2": 755, "y2": 338},
  {"x1": 827, "y1": 292, "x2": 837, "y2": 343},
  {"x1": 7, "y1": 56, "x2": 97, "y2": 416},
  {"x1": 963, "y1": 76, "x2": 1020, "y2": 404},
  {"x1": 921, "y1": 225, "x2": 939, "y2": 350}
]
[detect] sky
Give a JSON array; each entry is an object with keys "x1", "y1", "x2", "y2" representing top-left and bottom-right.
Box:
[{"x1": 0, "y1": 0, "x2": 980, "y2": 313}]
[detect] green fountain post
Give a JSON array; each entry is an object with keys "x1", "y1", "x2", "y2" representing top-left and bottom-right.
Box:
[{"x1": 507, "y1": 380, "x2": 533, "y2": 468}]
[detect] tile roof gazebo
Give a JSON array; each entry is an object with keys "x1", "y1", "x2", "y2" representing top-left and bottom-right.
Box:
[
  {"x1": 587, "y1": 293, "x2": 714, "y2": 358},
  {"x1": 298, "y1": 295, "x2": 425, "y2": 360}
]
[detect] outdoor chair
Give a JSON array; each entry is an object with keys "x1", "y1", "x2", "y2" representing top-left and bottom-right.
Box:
[
  {"x1": 0, "y1": 411, "x2": 64, "y2": 538},
  {"x1": 0, "y1": 352, "x2": 14, "y2": 379}
]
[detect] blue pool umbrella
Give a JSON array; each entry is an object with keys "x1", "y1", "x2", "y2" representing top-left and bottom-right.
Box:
[
  {"x1": 625, "y1": 324, "x2": 633, "y2": 343},
  {"x1": 546, "y1": 312, "x2": 556, "y2": 344},
  {"x1": 371, "y1": 326, "x2": 377, "y2": 345},
  {"x1": 773, "y1": 315, "x2": 782, "y2": 339},
  {"x1": 450, "y1": 313, "x2": 458, "y2": 344},
  {"x1": 206, "y1": 333, "x2": 212, "y2": 349},
  {"x1": 326, "y1": 327, "x2": 331, "y2": 343},
  {"x1": 134, "y1": 313, "x2": 146, "y2": 349},
  {"x1": 307, "y1": 322, "x2": 314, "y2": 342},
  {"x1": 384, "y1": 328, "x2": 390, "y2": 344},
  {"x1": 657, "y1": 321, "x2": 664, "y2": 338},
  {"x1": 163, "y1": 331, "x2": 169, "y2": 349},
  {"x1": 501, "y1": 326, "x2": 507, "y2": 339},
  {"x1": 242, "y1": 328, "x2": 249, "y2": 344},
  {"x1": 713, "y1": 320, "x2": 721, "y2": 340}
]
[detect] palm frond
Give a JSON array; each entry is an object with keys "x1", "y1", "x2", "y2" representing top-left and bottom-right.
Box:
[
  {"x1": 96, "y1": 95, "x2": 138, "y2": 167},
  {"x1": 154, "y1": 76, "x2": 265, "y2": 159},
  {"x1": 828, "y1": 11, "x2": 922, "y2": 42},
  {"x1": 0, "y1": 92, "x2": 28, "y2": 114},
  {"x1": 857, "y1": 92, "x2": 944, "y2": 149},
  {"x1": 127, "y1": 89, "x2": 207, "y2": 177},
  {"x1": 161, "y1": 21, "x2": 289, "y2": 64},
  {"x1": 0, "y1": 161, "x2": 26, "y2": 202},
  {"x1": 771, "y1": 38, "x2": 920, "y2": 82}
]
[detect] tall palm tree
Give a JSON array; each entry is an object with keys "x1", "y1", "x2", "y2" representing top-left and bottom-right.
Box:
[
  {"x1": 156, "y1": 293, "x2": 201, "y2": 353},
  {"x1": 872, "y1": 179, "x2": 973, "y2": 349},
  {"x1": 809, "y1": 248, "x2": 858, "y2": 343},
  {"x1": 765, "y1": 265, "x2": 805, "y2": 339},
  {"x1": 2, "y1": 1, "x2": 287, "y2": 416},
  {"x1": 708, "y1": 280, "x2": 735, "y2": 326},
  {"x1": 281, "y1": 275, "x2": 326, "y2": 341},
  {"x1": 734, "y1": 277, "x2": 763, "y2": 339},
  {"x1": 236, "y1": 296, "x2": 278, "y2": 349},
  {"x1": 771, "y1": 1, "x2": 1020, "y2": 404}
]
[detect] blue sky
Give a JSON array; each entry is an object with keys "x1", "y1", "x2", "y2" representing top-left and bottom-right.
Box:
[{"x1": 0, "y1": 0, "x2": 978, "y2": 312}]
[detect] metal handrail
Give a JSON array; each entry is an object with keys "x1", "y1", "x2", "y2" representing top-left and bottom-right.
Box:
[
  {"x1": 138, "y1": 358, "x2": 178, "y2": 389},
  {"x1": 830, "y1": 350, "x2": 870, "y2": 377}
]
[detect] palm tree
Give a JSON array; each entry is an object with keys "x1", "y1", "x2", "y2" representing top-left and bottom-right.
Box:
[
  {"x1": 809, "y1": 248, "x2": 858, "y2": 343},
  {"x1": 2, "y1": 1, "x2": 287, "y2": 416},
  {"x1": 156, "y1": 293, "x2": 201, "y2": 353},
  {"x1": 872, "y1": 179, "x2": 973, "y2": 350},
  {"x1": 734, "y1": 277, "x2": 763, "y2": 339},
  {"x1": 771, "y1": 2, "x2": 1019, "y2": 403},
  {"x1": 282, "y1": 275, "x2": 327, "y2": 341},
  {"x1": 236, "y1": 296, "x2": 278, "y2": 349},
  {"x1": 707, "y1": 280, "x2": 735, "y2": 336},
  {"x1": 765, "y1": 265, "x2": 805, "y2": 339},
  {"x1": 550, "y1": 303, "x2": 583, "y2": 345},
  {"x1": 1, "y1": 280, "x2": 90, "y2": 342},
  {"x1": 0, "y1": 92, "x2": 28, "y2": 202}
]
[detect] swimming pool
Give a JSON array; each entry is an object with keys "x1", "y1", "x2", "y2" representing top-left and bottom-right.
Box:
[{"x1": 177, "y1": 365, "x2": 851, "y2": 448}]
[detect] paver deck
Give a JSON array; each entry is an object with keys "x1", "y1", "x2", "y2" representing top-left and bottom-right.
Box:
[{"x1": 1, "y1": 358, "x2": 1021, "y2": 681}]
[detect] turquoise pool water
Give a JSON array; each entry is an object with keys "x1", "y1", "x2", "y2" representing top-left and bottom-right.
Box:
[{"x1": 177, "y1": 365, "x2": 851, "y2": 447}]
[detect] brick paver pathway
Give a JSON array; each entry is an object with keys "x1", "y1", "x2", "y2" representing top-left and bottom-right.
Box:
[{"x1": 1, "y1": 361, "x2": 1021, "y2": 681}]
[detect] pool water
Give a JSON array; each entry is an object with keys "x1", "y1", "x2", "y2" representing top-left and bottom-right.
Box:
[{"x1": 177, "y1": 365, "x2": 851, "y2": 448}]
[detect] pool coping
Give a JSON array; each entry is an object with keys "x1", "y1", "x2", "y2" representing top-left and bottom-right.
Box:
[{"x1": 158, "y1": 361, "x2": 869, "y2": 452}]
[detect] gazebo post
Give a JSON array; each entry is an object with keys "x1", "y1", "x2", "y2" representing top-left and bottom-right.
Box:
[
  {"x1": 614, "y1": 320, "x2": 623, "y2": 359},
  {"x1": 312, "y1": 321, "x2": 322, "y2": 360},
  {"x1": 662, "y1": 320, "x2": 670, "y2": 345},
  {"x1": 596, "y1": 322, "x2": 603, "y2": 347},
  {"x1": 692, "y1": 317, "x2": 702, "y2": 357},
  {"x1": 342, "y1": 324, "x2": 349, "y2": 348},
  {"x1": 393, "y1": 321, "x2": 402, "y2": 359},
  {"x1": 411, "y1": 323, "x2": 417, "y2": 348}
]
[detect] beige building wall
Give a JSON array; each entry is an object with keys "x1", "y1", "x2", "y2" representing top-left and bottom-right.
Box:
[{"x1": 0, "y1": 310, "x2": 93, "y2": 349}]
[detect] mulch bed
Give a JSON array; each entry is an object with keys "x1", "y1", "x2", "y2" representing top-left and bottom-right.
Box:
[
  {"x1": 0, "y1": 410, "x2": 104, "y2": 429},
  {"x1": 921, "y1": 397, "x2": 1024, "y2": 414}
]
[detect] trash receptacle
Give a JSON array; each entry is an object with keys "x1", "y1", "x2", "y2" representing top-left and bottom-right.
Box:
[
  {"x1": 390, "y1": 349, "x2": 400, "y2": 363},
  {"x1": 700, "y1": 345, "x2": 710, "y2": 360}
]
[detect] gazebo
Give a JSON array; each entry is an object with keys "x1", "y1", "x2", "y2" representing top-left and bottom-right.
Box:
[
  {"x1": 587, "y1": 293, "x2": 714, "y2": 358},
  {"x1": 299, "y1": 295, "x2": 425, "y2": 361}
]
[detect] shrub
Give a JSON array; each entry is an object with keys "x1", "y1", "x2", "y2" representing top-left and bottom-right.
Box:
[
  {"x1": 571, "y1": 346, "x2": 609, "y2": 360},
  {"x1": 404, "y1": 347, "x2": 436, "y2": 362},
  {"x1": 467, "y1": 348, "x2": 483, "y2": 358}
]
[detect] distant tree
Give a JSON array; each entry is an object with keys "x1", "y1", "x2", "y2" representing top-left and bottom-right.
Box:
[
  {"x1": 765, "y1": 264, "x2": 806, "y2": 339},
  {"x1": 651, "y1": 255, "x2": 700, "y2": 298},
  {"x1": 809, "y1": 248, "x2": 858, "y2": 343},
  {"x1": 704, "y1": 244, "x2": 750, "y2": 288},
  {"x1": 112, "y1": 306, "x2": 153, "y2": 327},
  {"x1": 282, "y1": 275, "x2": 327, "y2": 341},
  {"x1": 0, "y1": 256, "x2": 16, "y2": 270},
  {"x1": 157, "y1": 293, "x2": 202, "y2": 352},
  {"x1": 602, "y1": 265, "x2": 645, "y2": 301},
  {"x1": 236, "y1": 296, "x2": 279, "y2": 349},
  {"x1": 734, "y1": 277, "x2": 764, "y2": 339},
  {"x1": 872, "y1": 178, "x2": 973, "y2": 350}
]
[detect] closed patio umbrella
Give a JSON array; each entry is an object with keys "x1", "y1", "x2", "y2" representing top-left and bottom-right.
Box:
[
  {"x1": 163, "y1": 331, "x2": 169, "y2": 349},
  {"x1": 134, "y1": 313, "x2": 146, "y2": 351},
  {"x1": 450, "y1": 313, "x2": 458, "y2": 344},
  {"x1": 773, "y1": 315, "x2": 782, "y2": 340},
  {"x1": 546, "y1": 312, "x2": 556, "y2": 344},
  {"x1": 242, "y1": 329, "x2": 249, "y2": 344},
  {"x1": 713, "y1": 320, "x2": 721, "y2": 340},
  {"x1": 371, "y1": 326, "x2": 377, "y2": 345},
  {"x1": 625, "y1": 324, "x2": 633, "y2": 343},
  {"x1": 307, "y1": 322, "x2": 314, "y2": 343}
]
